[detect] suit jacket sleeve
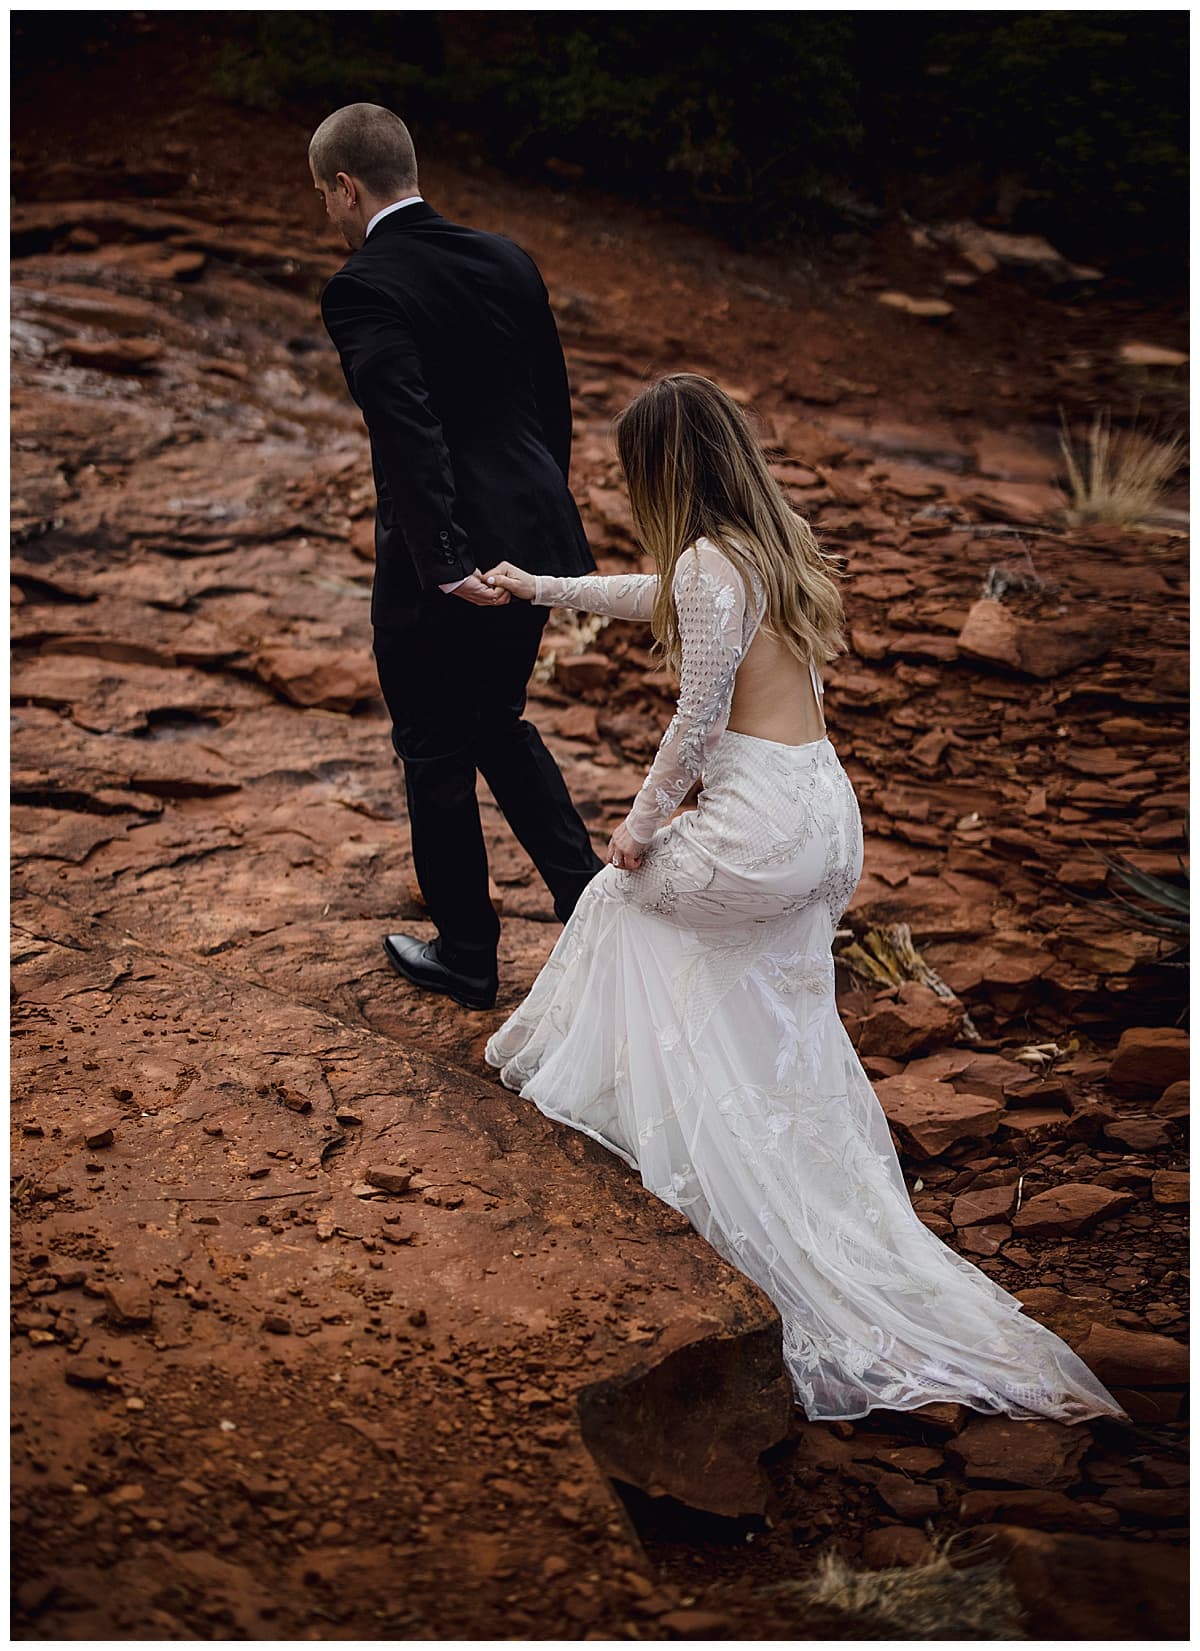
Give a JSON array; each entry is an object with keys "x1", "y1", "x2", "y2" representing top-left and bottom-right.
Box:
[
  {"x1": 320, "y1": 271, "x2": 476, "y2": 591},
  {"x1": 526, "y1": 271, "x2": 573, "y2": 483}
]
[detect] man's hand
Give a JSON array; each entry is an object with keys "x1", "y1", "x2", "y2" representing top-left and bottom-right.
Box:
[
  {"x1": 448, "y1": 571, "x2": 510, "y2": 605},
  {"x1": 607, "y1": 821, "x2": 647, "y2": 873}
]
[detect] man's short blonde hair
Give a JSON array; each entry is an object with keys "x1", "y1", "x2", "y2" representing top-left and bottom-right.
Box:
[{"x1": 308, "y1": 103, "x2": 418, "y2": 196}]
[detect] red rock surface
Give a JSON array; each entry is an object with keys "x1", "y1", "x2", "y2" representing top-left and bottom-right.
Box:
[
  {"x1": 874, "y1": 1074, "x2": 1004, "y2": 1157},
  {"x1": 857, "y1": 981, "x2": 964, "y2": 1058},
  {"x1": 1011, "y1": 1182, "x2": 1137, "y2": 1236},
  {"x1": 1072, "y1": 1322, "x2": 1190, "y2": 1388},
  {"x1": 10, "y1": 20, "x2": 1188, "y2": 1641},
  {"x1": 955, "y1": 1523, "x2": 1188, "y2": 1640},
  {"x1": 945, "y1": 1417, "x2": 1090, "y2": 1488},
  {"x1": 1107, "y1": 1025, "x2": 1191, "y2": 1093}
]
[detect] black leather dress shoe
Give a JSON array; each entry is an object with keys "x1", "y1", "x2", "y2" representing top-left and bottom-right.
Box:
[{"x1": 383, "y1": 933, "x2": 498, "y2": 1011}]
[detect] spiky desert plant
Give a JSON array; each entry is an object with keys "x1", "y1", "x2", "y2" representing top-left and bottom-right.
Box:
[
  {"x1": 1082, "y1": 832, "x2": 1189, "y2": 966},
  {"x1": 1057, "y1": 406, "x2": 1188, "y2": 526}
]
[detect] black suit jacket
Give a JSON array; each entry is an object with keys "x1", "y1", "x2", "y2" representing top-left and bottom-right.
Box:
[{"x1": 320, "y1": 202, "x2": 596, "y2": 622}]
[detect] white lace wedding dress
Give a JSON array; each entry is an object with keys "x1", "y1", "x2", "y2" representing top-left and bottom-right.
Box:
[{"x1": 486, "y1": 539, "x2": 1126, "y2": 1424}]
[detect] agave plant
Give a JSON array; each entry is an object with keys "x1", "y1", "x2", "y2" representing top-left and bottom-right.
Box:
[{"x1": 1075, "y1": 827, "x2": 1189, "y2": 967}]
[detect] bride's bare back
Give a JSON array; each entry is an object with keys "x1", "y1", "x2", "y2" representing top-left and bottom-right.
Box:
[
  {"x1": 499, "y1": 541, "x2": 830, "y2": 785},
  {"x1": 728, "y1": 624, "x2": 826, "y2": 747}
]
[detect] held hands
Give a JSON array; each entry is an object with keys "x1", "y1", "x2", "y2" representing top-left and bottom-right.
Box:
[
  {"x1": 483, "y1": 562, "x2": 537, "y2": 601},
  {"x1": 607, "y1": 820, "x2": 646, "y2": 873},
  {"x1": 449, "y1": 571, "x2": 510, "y2": 605}
]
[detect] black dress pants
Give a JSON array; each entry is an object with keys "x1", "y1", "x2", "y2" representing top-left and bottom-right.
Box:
[{"x1": 372, "y1": 593, "x2": 605, "y2": 969}]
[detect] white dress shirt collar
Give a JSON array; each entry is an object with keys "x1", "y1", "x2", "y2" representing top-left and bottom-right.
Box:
[{"x1": 365, "y1": 195, "x2": 424, "y2": 240}]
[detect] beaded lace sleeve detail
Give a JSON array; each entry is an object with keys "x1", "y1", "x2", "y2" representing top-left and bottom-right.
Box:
[
  {"x1": 532, "y1": 572, "x2": 657, "y2": 620},
  {"x1": 625, "y1": 539, "x2": 759, "y2": 845}
]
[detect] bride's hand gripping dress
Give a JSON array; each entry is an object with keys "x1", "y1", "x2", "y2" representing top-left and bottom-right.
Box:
[{"x1": 485, "y1": 539, "x2": 1127, "y2": 1426}]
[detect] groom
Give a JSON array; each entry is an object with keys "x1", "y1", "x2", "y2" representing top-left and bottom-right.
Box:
[{"x1": 311, "y1": 103, "x2": 604, "y2": 1011}]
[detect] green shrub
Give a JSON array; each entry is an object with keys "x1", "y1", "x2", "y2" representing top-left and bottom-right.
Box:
[
  {"x1": 211, "y1": 13, "x2": 437, "y2": 113},
  {"x1": 25, "y1": 11, "x2": 1178, "y2": 256},
  {"x1": 438, "y1": 14, "x2": 867, "y2": 240}
]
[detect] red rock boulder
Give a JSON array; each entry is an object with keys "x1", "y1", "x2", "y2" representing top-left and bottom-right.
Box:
[
  {"x1": 856, "y1": 981, "x2": 963, "y2": 1059},
  {"x1": 956, "y1": 1523, "x2": 1188, "y2": 1639},
  {"x1": 873, "y1": 1073, "x2": 1003, "y2": 1158},
  {"x1": 945, "y1": 1417, "x2": 1089, "y2": 1489},
  {"x1": 1010, "y1": 1183, "x2": 1134, "y2": 1237},
  {"x1": 1071, "y1": 1322, "x2": 1188, "y2": 1388},
  {"x1": 1106, "y1": 1026, "x2": 1189, "y2": 1095},
  {"x1": 957, "y1": 599, "x2": 1118, "y2": 679}
]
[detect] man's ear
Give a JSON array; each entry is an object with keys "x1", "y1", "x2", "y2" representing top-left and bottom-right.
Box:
[{"x1": 335, "y1": 171, "x2": 357, "y2": 206}]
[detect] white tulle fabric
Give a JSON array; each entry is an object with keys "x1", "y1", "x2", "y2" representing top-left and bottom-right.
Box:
[{"x1": 497, "y1": 542, "x2": 1127, "y2": 1424}]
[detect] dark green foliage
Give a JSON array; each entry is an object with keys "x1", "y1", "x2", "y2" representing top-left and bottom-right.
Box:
[
  {"x1": 437, "y1": 14, "x2": 867, "y2": 241},
  {"x1": 888, "y1": 13, "x2": 1189, "y2": 246},
  {"x1": 14, "y1": 11, "x2": 1188, "y2": 255},
  {"x1": 211, "y1": 13, "x2": 440, "y2": 114},
  {"x1": 207, "y1": 11, "x2": 867, "y2": 240}
]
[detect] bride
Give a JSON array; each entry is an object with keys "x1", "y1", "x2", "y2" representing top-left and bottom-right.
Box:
[{"x1": 481, "y1": 373, "x2": 1126, "y2": 1426}]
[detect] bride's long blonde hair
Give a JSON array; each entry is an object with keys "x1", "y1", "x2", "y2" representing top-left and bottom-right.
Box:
[{"x1": 613, "y1": 373, "x2": 847, "y2": 674}]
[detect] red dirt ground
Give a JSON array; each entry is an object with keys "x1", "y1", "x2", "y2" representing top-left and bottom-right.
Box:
[{"x1": 11, "y1": 17, "x2": 1188, "y2": 1641}]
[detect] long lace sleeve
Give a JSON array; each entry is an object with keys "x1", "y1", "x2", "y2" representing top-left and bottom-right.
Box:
[
  {"x1": 532, "y1": 572, "x2": 657, "y2": 621},
  {"x1": 624, "y1": 540, "x2": 749, "y2": 845}
]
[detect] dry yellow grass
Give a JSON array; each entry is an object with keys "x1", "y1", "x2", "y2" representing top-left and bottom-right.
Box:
[
  {"x1": 755, "y1": 1529, "x2": 1028, "y2": 1639},
  {"x1": 1057, "y1": 406, "x2": 1188, "y2": 526}
]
